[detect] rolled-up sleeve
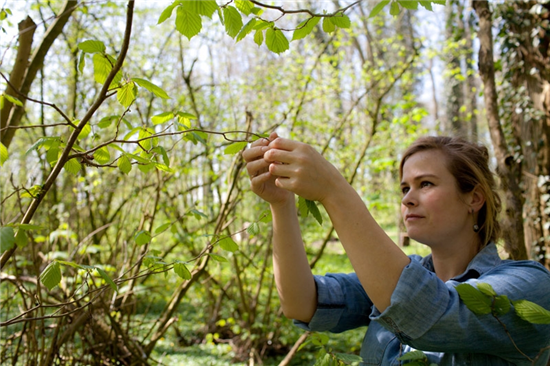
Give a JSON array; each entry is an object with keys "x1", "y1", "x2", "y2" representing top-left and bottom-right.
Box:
[{"x1": 294, "y1": 273, "x2": 373, "y2": 333}]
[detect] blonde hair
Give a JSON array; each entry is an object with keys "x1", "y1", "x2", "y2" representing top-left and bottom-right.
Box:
[{"x1": 399, "y1": 136, "x2": 501, "y2": 247}]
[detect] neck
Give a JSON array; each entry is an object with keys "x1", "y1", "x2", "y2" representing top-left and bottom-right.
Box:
[{"x1": 430, "y1": 237, "x2": 480, "y2": 282}]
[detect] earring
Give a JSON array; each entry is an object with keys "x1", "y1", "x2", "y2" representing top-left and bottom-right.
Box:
[{"x1": 473, "y1": 224, "x2": 480, "y2": 232}]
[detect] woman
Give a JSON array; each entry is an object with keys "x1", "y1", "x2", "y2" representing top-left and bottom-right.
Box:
[{"x1": 243, "y1": 134, "x2": 550, "y2": 365}]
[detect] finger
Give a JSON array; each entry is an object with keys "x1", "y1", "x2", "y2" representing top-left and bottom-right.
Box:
[
  {"x1": 246, "y1": 158, "x2": 270, "y2": 176},
  {"x1": 269, "y1": 162, "x2": 296, "y2": 178},
  {"x1": 251, "y1": 171, "x2": 271, "y2": 184},
  {"x1": 242, "y1": 145, "x2": 269, "y2": 162},
  {"x1": 268, "y1": 137, "x2": 300, "y2": 151},
  {"x1": 264, "y1": 148, "x2": 295, "y2": 164}
]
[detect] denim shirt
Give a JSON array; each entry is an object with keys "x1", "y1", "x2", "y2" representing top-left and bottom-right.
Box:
[{"x1": 294, "y1": 243, "x2": 550, "y2": 365}]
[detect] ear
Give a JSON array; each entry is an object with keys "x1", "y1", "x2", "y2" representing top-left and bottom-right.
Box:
[{"x1": 469, "y1": 185, "x2": 486, "y2": 213}]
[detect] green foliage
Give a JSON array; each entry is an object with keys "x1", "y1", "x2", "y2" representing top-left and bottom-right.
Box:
[
  {"x1": 513, "y1": 300, "x2": 550, "y2": 324},
  {"x1": 0, "y1": 142, "x2": 8, "y2": 166},
  {"x1": 0, "y1": 226, "x2": 15, "y2": 252},
  {"x1": 40, "y1": 261, "x2": 62, "y2": 291},
  {"x1": 224, "y1": 141, "x2": 247, "y2": 155}
]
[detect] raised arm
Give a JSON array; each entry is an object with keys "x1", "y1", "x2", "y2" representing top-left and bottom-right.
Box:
[
  {"x1": 243, "y1": 133, "x2": 316, "y2": 322},
  {"x1": 263, "y1": 137, "x2": 410, "y2": 312}
]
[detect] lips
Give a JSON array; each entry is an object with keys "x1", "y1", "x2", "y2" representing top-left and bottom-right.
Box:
[{"x1": 405, "y1": 214, "x2": 424, "y2": 221}]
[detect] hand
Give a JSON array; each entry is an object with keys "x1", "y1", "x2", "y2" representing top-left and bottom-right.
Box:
[
  {"x1": 243, "y1": 132, "x2": 294, "y2": 205},
  {"x1": 263, "y1": 137, "x2": 346, "y2": 204}
]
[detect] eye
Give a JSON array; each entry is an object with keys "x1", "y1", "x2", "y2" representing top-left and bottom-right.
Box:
[
  {"x1": 420, "y1": 181, "x2": 433, "y2": 188},
  {"x1": 401, "y1": 186, "x2": 410, "y2": 195}
]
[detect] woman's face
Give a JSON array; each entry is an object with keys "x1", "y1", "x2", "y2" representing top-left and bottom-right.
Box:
[{"x1": 400, "y1": 149, "x2": 474, "y2": 248}]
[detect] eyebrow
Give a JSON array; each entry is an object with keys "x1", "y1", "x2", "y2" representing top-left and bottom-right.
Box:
[{"x1": 400, "y1": 174, "x2": 439, "y2": 186}]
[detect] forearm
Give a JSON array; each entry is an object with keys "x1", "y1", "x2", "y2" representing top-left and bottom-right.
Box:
[
  {"x1": 321, "y1": 179, "x2": 410, "y2": 312},
  {"x1": 270, "y1": 197, "x2": 317, "y2": 323}
]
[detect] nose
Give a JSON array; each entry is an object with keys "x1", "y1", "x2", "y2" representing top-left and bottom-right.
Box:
[{"x1": 401, "y1": 190, "x2": 418, "y2": 207}]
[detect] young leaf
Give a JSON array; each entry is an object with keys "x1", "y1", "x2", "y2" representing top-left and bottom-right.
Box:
[
  {"x1": 78, "y1": 51, "x2": 86, "y2": 73},
  {"x1": 3, "y1": 93, "x2": 23, "y2": 107},
  {"x1": 64, "y1": 158, "x2": 82, "y2": 176},
  {"x1": 476, "y1": 282, "x2": 497, "y2": 297},
  {"x1": 0, "y1": 142, "x2": 8, "y2": 167},
  {"x1": 292, "y1": 17, "x2": 320, "y2": 41},
  {"x1": 397, "y1": 350, "x2": 427, "y2": 362},
  {"x1": 390, "y1": 1, "x2": 400, "y2": 16},
  {"x1": 254, "y1": 29, "x2": 264, "y2": 46},
  {"x1": 118, "y1": 154, "x2": 132, "y2": 174},
  {"x1": 132, "y1": 77, "x2": 170, "y2": 99},
  {"x1": 419, "y1": 1, "x2": 433, "y2": 11},
  {"x1": 224, "y1": 141, "x2": 247, "y2": 155},
  {"x1": 0, "y1": 226, "x2": 15, "y2": 252},
  {"x1": 398, "y1": 0, "x2": 419, "y2": 10},
  {"x1": 154, "y1": 146, "x2": 170, "y2": 166},
  {"x1": 247, "y1": 222, "x2": 259, "y2": 236},
  {"x1": 154, "y1": 162, "x2": 175, "y2": 174},
  {"x1": 493, "y1": 295, "x2": 511, "y2": 316},
  {"x1": 369, "y1": 0, "x2": 390, "y2": 18},
  {"x1": 219, "y1": 236, "x2": 239, "y2": 252},
  {"x1": 97, "y1": 115, "x2": 117, "y2": 129},
  {"x1": 117, "y1": 81, "x2": 137, "y2": 108},
  {"x1": 513, "y1": 300, "x2": 550, "y2": 324},
  {"x1": 15, "y1": 229, "x2": 28, "y2": 248},
  {"x1": 329, "y1": 14, "x2": 351, "y2": 28},
  {"x1": 40, "y1": 261, "x2": 62, "y2": 291},
  {"x1": 322, "y1": 16, "x2": 336, "y2": 33},
  {"x1": 236, "y1": 18, "x2": 257, "y2": 42},
  {"x1": 158, "y1": 3, "x2": 177, "y2": 24},
  {"x1": 209, "y1": 253, "x2": 228, "y2": 262},
  {"x1": 223, "y1": 6, "x2": 243, "y2": 39},
  {"x1": 93, "y1": 53, "x2": 122, "y2": 86},
  {"x1": 265, "y1": 28, "x2": 289, "y2": 54},
  {"x1": 174, "y1": 262, "x2": 192, "y2": 280},
  {"x1": 151, "y1": 112, "x2": 175, "y2": 125},
  {"x1": 77, "y1": 40, "x2": 106, "y2": 53},
  {"x1": 235, "y1": 0, "x2": 254, "y2": 15},
  {"x1": 334, "y1": 353, "x2": 363, "y2": 363},
  {"x1": 306, "y1": 199, "x2": 323, "y2": 225},
  {"x1": 17, "y1": 224, "x2": 42, "y2": 231},
  {"x1": 96, "y1": 267, "x2": 117, "y2": 292},
  {"x1": 94, "y1": 146, "x2": 111, "y2": 165},
  {"x1": 154, "y1": 222, "x2": 172, "y2": 234},
  {"x1": 188, "y1": 209, "x2": 207, "y2": 220},
  {"x1": 134, "y1": 230, "x2": 151, "y2": 246},
  {"x1": 181, "y1": 0, "x2": 219, "y2": 18},
  {"x1": 175, "y1": 7, "x2": 202, "y2": 40},
  {"x1": 298, "y1": 196, "x2": 309, "y2": 218},
  {"x1": 455, "y1": 283, "x2": 492, "y2": 315},
  {"x1": 259, "y1": 209, "x2": 272, "y2": 223},
  {"x1": 78, "y1": 123, "x2": 92, "y2": 140}
]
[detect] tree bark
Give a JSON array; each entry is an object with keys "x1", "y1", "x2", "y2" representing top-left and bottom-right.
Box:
[{"x1": 473, "y1": 0, "x2": 528, "y2": 260}]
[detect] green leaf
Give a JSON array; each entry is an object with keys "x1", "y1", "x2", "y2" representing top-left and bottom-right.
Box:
[
  {"x1": 40, "y1": 261, "x2": 62, "y2": 291},
  {"x1": 96, "y1": 267, "x2": 117, "y2": 291},
  {"x1": 77, "y1": 40, "x2": 106, "y2": 53},
  {"x1": 158, "y1": 3, "x2": 176, "y2": 24},
  {"x1": 265, "y1": 28, "x2": 289, "y2": 54},
  {"x1": 223, "y1": 6, "x2": 243, "y2": 39},
  {"x1": 369, "y1": 0, "x2": 390, "y2": 18},
  {"x1": 154, "y1": 223, "x2": 172, "y2": 234},
  {"x1": 64, "y1": 158, "x2": 81, "y2": 176},
  {"x1": 0, "y1": 226, "x2": 15, "y2": 252},
  {"x1": 117, "y1": 81, "x2": 137, "y2": 108},
  {"x1": 390, "y1": 1, "x2": 400, "y2": 16},
  {"x1": 3, "y1": 93, "x2": 23, "y2": 107},
  {"x1": 92, "y1": 53, "x2": 122, "y2": 86},
  {"x1": 21, "y1": 185, "x2": 42, "y2": 199},
  {"x1": 253, "y1": 20, "x2": 273, "y2": 31},
  {"x1": 398, "y1": 0, "x2": 419, "y2": 10},
  {"x1": 181, "y1": 0, "x2": 219, "y2": 18},
  {"x1": 455, "y1": 283, "x2": 492, "y2": 315},
  {"x1": 97, "y1": 115, "x2": 117, "y2": 129},
  {"x1": 334, "y1": 353, "x2": 363, "y2": 363},
  {"x1": 235, "y1": 0, "x2": 254, "y2": 15},
  {"x1": 134, "y1": 230, "x2": 151, "y2": 246},
  {"x1": 57, "y1": 260, "x2": 85, "y2": 269},
  {"x1": 78, "y1": 51, "x2": 86, "y2": 73},
  {"x1": 15, "y1": 229, "x2": 28, "y2": 248},
  {"x1": 219, "y1": 237, "x2": 238, "y2": 252},
  {"x1": 224, "y1": 141, "x2": 247, "y2": 155},
  {"x1": 419, "y1": 1, "x2": 433, "y2": 11},
  {"x1": 17, "y1": 224, "x2": 42, "y2": 231},
  {"x1": 292, "y1": 17, "x2": 320, "y2": 41},
  {"x1": 236, "y1": 18, "x2": 256, "y2": 42},
  {"x1": 0, "y1": 142, "x2": 8, "y2": 166},
  {"x1": 154, "y1": 162, "x2": 175, "y2": 174},
  {"x1": 513, "y1": 300, "x2": 550, "y2": 324},
  {"x1": 397, "y1": 350, "x2": 427, "y2": 362},
  {"x1": 118, "y1": 154, "x2": 132, "y2": 174},
  {"x1": 188, "y1": 209, "x2": 207, "y2": 219},
  {"x1": 476, "y1": 282, "x2": 497, "y2": 297},
  {"x1": 250, "y1": 7, "x2": 263, "y2": 16},
  {"x1": 259, "y1": 209, "x2": 272, "y2": 223},
  {"x1": 209, "y1": 253, "x2": 228, "y2": 262},
  {"x1": 78, "y1": 123, "x2": 91, "y2": 140},
  {"x1": 493, "y1": 295, "x2": 511, "y2": 316},
  {"x1": 306, "y1": 199, "x2": 323, "y2": 225},
  {"x1": 132, "y1": 77, "x2": 170, "y2": 99},
  {"x1": 311, "y1": 333, "x2": 329, "y2": 346},
  {"x1": 298, "y1": 196, "x2": 309, "y2": 218},
  {"x1": 94, "y1": 146, "x2": 110, "y2": 164},
  {"x1": 154, "y1": 146, "x2": 170, "y2": 166},
  {"x1": 175, "y1": 6, "x2": 202, "y2": 40},
  {"x1": 254, "y1": 29, "x2": 264, "y2": 46},
  {"x1": 174, "y1": 262, "x2": 192, "y2": 280},
  {"x1": 151, "y1": 112, "x2": 174, "y2": 125},
  {"x1": 0, "y1": 95, "x2": 3, "y2": 110},
  {"x1": 247, "y1": 222, "x2": 259, "y2": 236},
  {"x1": 322, "y1": 16, "x2": 335, "y2": 33},
  {"x1": 329, "y1": 14, "x2": 351, "y2": 28}
]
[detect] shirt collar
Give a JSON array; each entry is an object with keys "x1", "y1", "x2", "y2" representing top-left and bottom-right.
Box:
[{"x1": 420, "y1": 242, "x2": 502, "y2": 282}]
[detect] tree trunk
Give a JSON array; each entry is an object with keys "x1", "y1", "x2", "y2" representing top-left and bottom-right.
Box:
[{"x1": 473, "y1": 0, "x2": 528, "y2": 260}]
